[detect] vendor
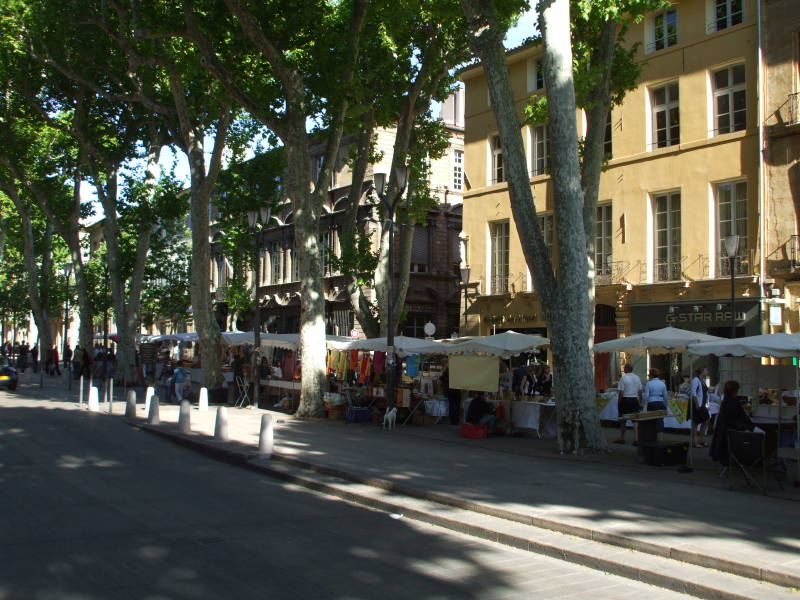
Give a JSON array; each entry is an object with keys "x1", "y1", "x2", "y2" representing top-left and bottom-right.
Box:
[
  {"x1": 614, "y1": 363, "x2": 642, "y2": 445},
  {"x1": 710, "y1": 380, "x2": 756, "y2": 466},
  {"x1": 643, "y1": 368, "x2": 668, "y2": 432},
  {"x1": 466, "y1": 392, "x2": 496, "y2": 433}
]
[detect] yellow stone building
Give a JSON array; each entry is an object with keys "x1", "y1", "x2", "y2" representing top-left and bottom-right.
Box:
[{"x1": 459, "y1": 0, "x2": 797, "y2": 380}]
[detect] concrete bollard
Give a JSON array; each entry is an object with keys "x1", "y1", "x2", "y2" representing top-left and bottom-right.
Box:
[
  {"x1": 258, "y1": 414, "x2": 274, "y2": 460},
  {"x1": 108, "y1": 379, "x2": 114, "y2": 414},
  {"x1": 214, "y1": 406, "x2": 229, "y2": 441},
  {"x1": 144, "y1": 386, "x2": 155, "y2": 415},
  {"x1": 88, "y1": 386, "x2": 100, "y2": 412},
  {"x1": 125, "y1": 390, "x2": 137, "y2": 417},
  {"x1": 198, "y1": 387, "x2": 209, "y2": 412},
  {"x1": 79, "y1": 376, "x2": 84, "y2": 406},
  {"x1": 147, "y1": 396, "x2": 160, "y2": 425},
  {"x1": 178, "y1": 400, "x2": 191, "y2": 434}
]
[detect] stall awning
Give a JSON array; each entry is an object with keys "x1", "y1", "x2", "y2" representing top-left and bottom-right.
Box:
[{"x1": 594, "y1": 326, "x2": 723, "y2": 355}]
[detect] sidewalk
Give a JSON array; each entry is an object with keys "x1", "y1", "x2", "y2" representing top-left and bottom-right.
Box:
[{"x1": 6, "y1": 375, "x2": 800, "y2": 596}]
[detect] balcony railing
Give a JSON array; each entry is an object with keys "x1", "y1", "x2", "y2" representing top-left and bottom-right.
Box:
[
  {"x1": 768, "y1": 92, "x2": 800, "y2": 129},
  {"x1": 490, "y1": 275, "x2": 509, "y2": 295},
  {"x1": 718, "y1": 253, "x2": 750, "y2": 277},
  {"x1": 654, "y1": 258, "x2": 683, "y2": 282},
  {"x1": 596, "y1": 260, "x2": 631, "y2": 285},
  {"x1": 790, "y1": 235, "x2": 800, "y2": 268}
]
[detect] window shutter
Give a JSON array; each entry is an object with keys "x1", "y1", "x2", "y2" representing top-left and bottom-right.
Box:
[{"x1": 411, "y1": 226, "x2": 430, "y2": 266}]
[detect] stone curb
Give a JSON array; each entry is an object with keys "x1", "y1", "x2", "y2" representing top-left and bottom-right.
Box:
[{"x1": 127, "y1": 419, "x2": 799, "y2": 595}]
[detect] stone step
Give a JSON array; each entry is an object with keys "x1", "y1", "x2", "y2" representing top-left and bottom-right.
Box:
[
  {"x1": 248, "y1": 456, "x2": 799, "y2": 600},
  {"x1": 266, "y1": 452, "x2": 799, "y2": 591}
]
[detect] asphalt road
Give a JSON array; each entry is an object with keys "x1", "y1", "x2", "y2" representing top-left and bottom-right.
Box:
[{"x1": 0, "y1": 395, "x2": 695, "y2": 600}]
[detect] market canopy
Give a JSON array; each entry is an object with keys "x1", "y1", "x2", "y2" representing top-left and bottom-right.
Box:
[
  {"x1": 688, "y1": 332, "x2": 800, "y2": 358},
  {"x1": 147, "y1": 332, "x2": 199, "y2": 343},
  {"x1": 594, "y1": 326, "x2": 724, "y2": 355},
  {"x1": 444, "y1": 330, "x2": 549, "y2": 359},
  {"x1": 327, "y1": 335, "x2": 447, "y2": 357}
]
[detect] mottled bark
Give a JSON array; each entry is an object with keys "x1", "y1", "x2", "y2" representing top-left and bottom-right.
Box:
[{"x1": 461, "y1": 0, "x2": 605, "y2": 452}]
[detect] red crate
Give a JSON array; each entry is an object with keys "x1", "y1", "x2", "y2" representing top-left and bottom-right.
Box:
[{"x1": 460, "y1": 424, "x2": 489, "y2": 439}]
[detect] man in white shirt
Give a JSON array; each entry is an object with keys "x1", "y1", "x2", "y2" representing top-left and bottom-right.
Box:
[{"x1": 614, "y1": 363, "x2": 642, "y2": 445}]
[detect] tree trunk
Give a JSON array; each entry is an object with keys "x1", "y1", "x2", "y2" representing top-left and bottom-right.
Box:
[
  {"x1": 538, "y1": 0, "x2": 606, "y2": 453},
  {"x1": 287, "y1": 117, "x2": 327, "y2": 417},
  {"x1": 13, "y1": 194, "x2": 54, "y2": 359},
  {"x1": 461, "y1": 0, "x2": 606, "y2": 452}
]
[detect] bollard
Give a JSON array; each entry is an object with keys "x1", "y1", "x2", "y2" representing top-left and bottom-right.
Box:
[
  {"x1": 79, "y1": 375, "x2": 84, "y2": 406},
  {"x1": 214, "y1": 406, "x2": 229, "y2": 442},
  {"x1": 198, "y1": 387, "x2": 209, "y2": 412},
  {"x1": 88, "y1": 386, "x2": 100, "y2": 412},
  {"x1": 178, "y1": 400, "x2": 191, "y2": 434},
  {"x1": 108, "y1": 379, "x2": 114, "y2": 414},
  {"x1": 147, "y1": 396, "x2": 160, "y2": 425},
  {"x1": 125, "y1": 389, "x2": 137, "y2": 417},
  {"x1": 258, "y1": 414, "x2": 274, "y2": 460},
  {"x1": 144, "y1": 386, "x2": 155, "y2": 415}
]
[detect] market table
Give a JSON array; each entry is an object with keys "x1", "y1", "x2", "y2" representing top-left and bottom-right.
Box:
[
  {"x1": 511, "y1": 400, "x2": 557, "y2": 439},
  {"x1": 598, "y1": 390, "x2": 691, "y2": 429}
]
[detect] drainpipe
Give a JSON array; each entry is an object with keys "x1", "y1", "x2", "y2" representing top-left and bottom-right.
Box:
[{"x1": 757, "y1": 0, "x2": 767, "y2": 333}]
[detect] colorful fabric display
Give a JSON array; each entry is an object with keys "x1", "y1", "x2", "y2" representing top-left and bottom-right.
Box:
[
  {"x1": 349, "y1": 350, "x2": 358, "y2": 371},
  {"x1": 373, "y1": 351, "x2": 385, "y2": 373},
  {"x1": 358, "y1": 354, "x2": 371, "y2": 384},
  {"x1": 406, "y1": 354, "x2": 420, "y2": 377}
]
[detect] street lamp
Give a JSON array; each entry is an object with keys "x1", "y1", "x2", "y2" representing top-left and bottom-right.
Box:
[
  {"x1": 247, "y1": 207, "x2": 272, "y2": 410},
  {"x1": 63, "y1": 264, "x2": 73, "y2": 390},
  {"x1": 723, "y1": 235, "x2": 740, "y2": 339},
  {"x1": 460, "y1": 266, "x2": 471, "y2": 334},
  {"x1": 374, "y1": 166, "x2": 409, "y2": 410}
]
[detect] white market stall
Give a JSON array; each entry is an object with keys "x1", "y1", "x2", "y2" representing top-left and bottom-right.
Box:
[
  {"x1": 594, "y1": 326, "x2": 726, "y2": 429},
  {"x1": 446, "y1": 331, "x2": 552, "y2": 435},
  {"x1": 688, "y1": 332, "x2": 800, "y2": 480}
]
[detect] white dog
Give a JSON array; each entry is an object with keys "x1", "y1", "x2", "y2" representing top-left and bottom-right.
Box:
[{"x1": 382, "y1": 407, "x2": 397, "y2": 430}]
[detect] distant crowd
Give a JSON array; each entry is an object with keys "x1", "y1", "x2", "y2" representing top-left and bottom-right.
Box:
[{"x1": 1, "y1": 340, "x2": 117, "y2": 380}]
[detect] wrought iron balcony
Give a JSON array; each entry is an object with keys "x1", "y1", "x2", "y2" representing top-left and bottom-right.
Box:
[
  {"x1": 654, "y1": 259, "x2": 683, "y2": 282},
  {"x1": 718, "y1": 253, "x2": 750, "y2": 277}
]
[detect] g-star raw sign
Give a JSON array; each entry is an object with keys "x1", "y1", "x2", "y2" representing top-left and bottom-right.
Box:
[{"x1": 666, "y1": 310, "x2": 745, "y2": 324}]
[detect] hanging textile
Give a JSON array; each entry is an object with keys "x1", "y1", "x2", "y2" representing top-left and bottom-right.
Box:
[
  {"x1": 373, "y1": 351, "x2": 386, "y2": 373},
  {"x1": 406, "y1": 354, "x2": 420, "y2": 377},
  {"x1": 349, "y1": 350, "x2": 358, "y2": 371},
  {"x1": 358, "y1": 354, "x2": 371, "y2": 384}
]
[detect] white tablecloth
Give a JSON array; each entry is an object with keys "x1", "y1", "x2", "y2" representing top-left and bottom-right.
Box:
[
  {"x1": 511, "y1": 401, "x2": 540, "y2": 429},
  {"x1": 424, "y1": 398, "x2": 449, "y2": 417},
  {"x1": 598, "y1": 390, "x2": 690, "y2": 429}
]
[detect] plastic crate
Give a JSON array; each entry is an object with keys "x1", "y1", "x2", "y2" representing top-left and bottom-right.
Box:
[
  {"x1": 345, "y1": 406, "x2": 372, "y2": 424},
  {"x1": 460, "y1": 423, "x2": 489, "y2": 439}
]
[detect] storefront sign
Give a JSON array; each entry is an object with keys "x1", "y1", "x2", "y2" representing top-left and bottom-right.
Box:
[
  {"x1": 665, "y1": 310, "x2": 746, "y2": 324},
  {"x1": 631, "y1": 299, "x2": 760, "y2": 337}
]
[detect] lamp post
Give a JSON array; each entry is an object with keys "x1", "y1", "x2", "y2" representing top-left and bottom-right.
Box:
[
  {"x1": 375, "y1": 166, "x2": 409, "y2": 410},
  {"x1": 63, "y1": 264, "x2": 73, "y2": 390},
  {"x1": 247, "y1": 207, "x2": 271, "y2": 410},
  {"x1": 460, "y1": 266, "x2": 471, "y2": 334},
  {"x1": 723, "y1": 235, "x2": 740, "y2": 339}
]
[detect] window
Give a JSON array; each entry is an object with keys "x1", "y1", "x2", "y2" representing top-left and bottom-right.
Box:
[
  {"x1": 269, "y1": 242, "x2": 283, "y2": 285},
  {"x1": 651, "y1": 82, "x2": 680, "y2": 148},
  {"x1": 595, "y1": 205, "x2": 612, "y2": 276},
  {"x1": 653, "y1": 8, "x2": 678, "y2": 50},
  {"x1": 289, "y1": 244, "x2": 299, "y2": 282},
  {"x1": 402, "y1": 312, "x2": 433, "y2": 339},
  {"x1": 410, "y1": 226, "x2": 430, "y2": 273},
  {"x1": 604, "y1": 112, "x2": 613, "y2": 158},
  {"x1": 538, "y1": 214, "x2": 554, "y2": 259},
  {"x1": 713, "y1": 0, "x2": 743, "y2": 32},
  {"x1": 653, "y1": 191, "x2": 682, "y2": 281},
  {"x1": 713, "y1": 64, "x2": 746, "y2": 134},
  {"x1": 453, "y1": 150, "x2": 463, "y2": 191},
  {"x1": 527, "y1": 58, "x2": 544, "y2": 92},
  {"x1": 489, "y1": 221, "x2": 509, "y2": 294},
  {"x1": 320, "y1": 230, "x2": 337, "y2": 276},
  {"x1": 531, "y1": 125, "x2": 549, "y2": 176},
  {"x1": 717, "y1": 180, "x2": 748, "y2": 275},
  {"x1": 491, "y1": 136, "x2": 504, "y2": 184}
]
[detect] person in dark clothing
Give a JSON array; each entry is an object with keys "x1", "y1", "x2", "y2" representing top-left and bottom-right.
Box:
[
  {"x1": 466, "y1": 392, "x2": 496, "y2": 432},
  {"x1": 31, "y1": 344, "x2": 39, "y2": 372},
  {"x1": 512, "y1": 364, "x2": 528, "y2": 395},
  {"x1": 440, "y1": 360, "x2": 461, "y2": 425},
  {"x1": 63, "y1": 345, "x2": 73, "y2": 372},
  {"x1": 709, "y1": 380, "x2": 756, "y2": 466}
]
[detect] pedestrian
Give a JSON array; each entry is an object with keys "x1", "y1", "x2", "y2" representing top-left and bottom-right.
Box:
[
  {"x1": 31, "y1": 344, "x2": 39, "y2": 373},
  {"x1": 51, "y1": 346, "x2": 61, "y2": 376},
  {"x1": 643, "y1": 368, "x2": 669, "y2": 434},
  {"x1": 17, "y1": 342, "x2": 29, "y2": 373},
  {"x1": 690, "y1": 367, "x2": 711, "y2": 448},
  {"x1": 64, "y1": 344, "x2": 73, "y2": 374},
  {"x1": 614, "y1": 363, "x2": 642, "y2": 445},
  {"x1": 173, "y1": 364, "x2": 187, "y2": 403}
]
